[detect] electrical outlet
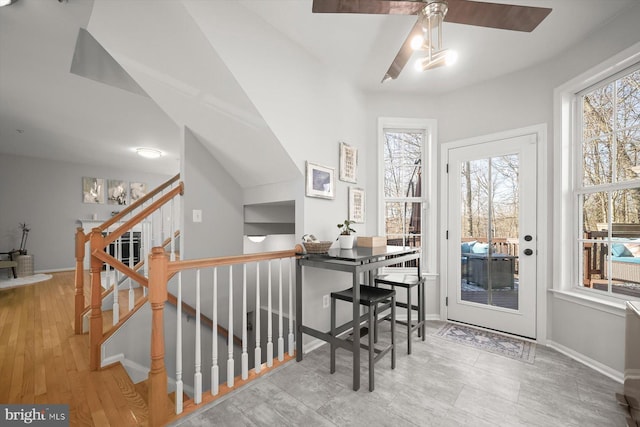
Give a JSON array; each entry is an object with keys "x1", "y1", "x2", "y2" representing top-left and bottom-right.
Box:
[{"x1": 322, "y1": 294, "x2": 330, "y2": 309}]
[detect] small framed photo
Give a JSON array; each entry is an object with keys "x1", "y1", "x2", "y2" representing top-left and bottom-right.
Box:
[
  {"x1": 107, "y1": 179, "x2": 128, "y2": 205},
  {"x1": 82, "y1": 177, "x2": 105, "y2": 204},
  {"x1": 306, "y1": 161, "x2": 335, "y2": 199},
  {"x1": 339, "y1": 141, "x2": 357, "y2": 183},
  {"x1": 349, "y1": 187, "x2": 365, "y2": 223}
]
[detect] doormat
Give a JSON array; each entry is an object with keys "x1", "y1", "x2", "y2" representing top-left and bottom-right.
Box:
[{"x1": 435, "y1": 323, "x2": 536, "y2": 363}]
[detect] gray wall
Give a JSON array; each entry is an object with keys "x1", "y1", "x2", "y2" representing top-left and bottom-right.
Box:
[{"x1": 0, "y1": 153, "x2": 171, "y2": 272}]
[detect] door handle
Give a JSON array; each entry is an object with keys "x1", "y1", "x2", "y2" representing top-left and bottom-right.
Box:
[{"x1": 523, "y1": 248, "x2": 534, "y2": 256}]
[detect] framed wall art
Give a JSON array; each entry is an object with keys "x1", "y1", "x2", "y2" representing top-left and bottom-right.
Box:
[
  {"x1": 349, "y1": 187, "x2": 365, "y2": 223},
  {"x1": 107, "y1": 179, "x2": 128, "y2": 205},
  {"x1": 339, "y1": 141, "x2": 357, "y2": 183},
  {"x1": 130, "y1": 182, "x2": 148, "y2": 202},
  {"x1": 305, "y1": 161, "x2": 335, "y2": 199},
  {"x1": 82, "y1": 177, "x2": 105, "y2": 204}
]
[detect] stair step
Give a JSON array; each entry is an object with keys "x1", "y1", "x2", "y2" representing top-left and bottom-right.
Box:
[{"x1": 102, "y1": 362, "x2": 149, "y2": 426}]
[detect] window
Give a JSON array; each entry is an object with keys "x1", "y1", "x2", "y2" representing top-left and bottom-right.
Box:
[
  {"x1": 576, "y1": 65, "x2": 640, "y2": 299},
  {"x1": 378, "y1": 118, "x2": 436, "y2": 273}
]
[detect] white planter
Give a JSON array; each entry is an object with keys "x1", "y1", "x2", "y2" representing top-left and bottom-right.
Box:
[{"x1": 338, "y1": 235, "x2": 355, "y2": 249}]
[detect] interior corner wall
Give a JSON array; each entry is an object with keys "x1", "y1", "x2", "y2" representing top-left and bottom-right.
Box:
[
  {"x1": 0, "y1": 153, "x2": 170, "y2": 272},
  {"x1": 181, "y1": 127, "x2": 243, "y2": 260}
]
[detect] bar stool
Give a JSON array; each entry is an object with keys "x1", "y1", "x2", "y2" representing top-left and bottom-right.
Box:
[
  {"x1": 374, "y1": 273, "x2": 425, "y2": 354},
  {"x1": 330, "y1": 285, "x2": 396, "y2": 391}
]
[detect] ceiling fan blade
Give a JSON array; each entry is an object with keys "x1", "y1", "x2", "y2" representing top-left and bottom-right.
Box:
[
  {"x1": 444, "y1": 0, "x2": 551, "y2": 32},
  {"x1": 312, "y1": 0, "x2": 424, "y2": 15},
  {"x1": 382, "y1": 18, "x2": 423, "y2": 82}
]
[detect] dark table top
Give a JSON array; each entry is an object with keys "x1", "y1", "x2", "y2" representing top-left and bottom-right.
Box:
[{"x1": 304, "y1": 245, "x2": 420, "y2": 263}]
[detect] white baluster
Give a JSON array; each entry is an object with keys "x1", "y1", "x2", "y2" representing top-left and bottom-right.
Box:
[
  {"x1": 254, "y1": 262, "x2": 261, "y2": 374},
  {"x1": 288, "y1": 257, "x2": 294, "y2": 357},
  {"x1": 211, "y1": 268, "x2": 219, "y2": 396},
  {"x1": 278, "y1": 259, "x2": 284, "y2": 362},
  {"x1": 112, "y1": 238, "x2": 119, "y2": 325},
  {"x1": 128, "y1": 230, "x2": 134, "y2": 311},
  {"x1": 227, "y1": 265, "x2": 234, "y2": 388},
  {"x1": 175, "y1": 272, "x2": 183, "y2": 414},
  {"x1": 241, "y1": 264, "x2": 248, "y2": 380},
  {"x1": 170, "y1": 198, "x2": 175, "y2": 261},
  {"x1": 194, "y1": 269, "x2": 202, "y2": 404},
  {"x1": 267, "y1": 261, "x2": 273, "y2": 367}
]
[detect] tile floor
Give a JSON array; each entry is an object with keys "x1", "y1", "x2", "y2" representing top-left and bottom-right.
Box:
[{"x1": 171, "y1": 321, "x2": 628, "y2": 426}]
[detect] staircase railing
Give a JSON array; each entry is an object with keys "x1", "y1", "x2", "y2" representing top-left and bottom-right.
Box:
[
  {"x1": 73, "y1": 173, "x2": 183, "y2": 370},
  {"x1": 147, "y1": 245, "x2": 303, "y2": 427}
]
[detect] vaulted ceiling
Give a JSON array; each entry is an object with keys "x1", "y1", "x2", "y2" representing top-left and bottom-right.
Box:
[{"x1": 0, "y1": 0, "x2": 636, "y2": 185}]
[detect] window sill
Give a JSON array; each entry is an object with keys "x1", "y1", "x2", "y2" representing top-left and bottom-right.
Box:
[{"x1": 549, "y1": 288, "x2": 627, "y2": 317}]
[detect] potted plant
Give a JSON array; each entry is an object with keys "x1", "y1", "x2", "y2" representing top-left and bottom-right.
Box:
[{"x1": 337, "y1": 219, "x2": 356, "y2": 249}]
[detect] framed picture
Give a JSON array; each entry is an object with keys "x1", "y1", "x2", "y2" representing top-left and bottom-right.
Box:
[
  {"x1": 349, "y1": 187, "x2": 365, "y2": 223},
  {"x1": 107, "y1": 179, "x2": 128, "y2": 205},
  {"x1": 306, "y1": 161, "x2": 335, "y2": 199},
  {"x1": 130, "y1": 182, "x2": 148, "y2": 202},
  {"x1": 339, "y1": 141, "x2": 357, "y2": 183},
  {"x1": 82, "y1": 177, "x2": 105, "y2": 204}
]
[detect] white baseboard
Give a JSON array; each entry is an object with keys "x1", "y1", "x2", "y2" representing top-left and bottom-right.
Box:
[{"x1": 546, "y1": 340, "x2": 623, "y2": 383}]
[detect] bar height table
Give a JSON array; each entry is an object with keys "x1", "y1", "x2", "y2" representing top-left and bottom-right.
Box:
[{"x1": 295, "y1": 245, "x2": 421, "y2": 391}]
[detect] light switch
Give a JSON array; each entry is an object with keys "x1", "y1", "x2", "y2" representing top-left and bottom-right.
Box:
[{"x1": 192, "y1": 209, "x2": 202, "y2": 223}]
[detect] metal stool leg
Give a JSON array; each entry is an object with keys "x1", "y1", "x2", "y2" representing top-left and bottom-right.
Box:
[
  {"x1": 330, "y1": 296, "x2": 336, "y2": 374},
  {"x1": 407, "y1": 285, "x2": 412, "y2": 354},
  {"x1": 391, "y1": 295, "x2": 396, "y2": 370},
  {"x1": 368, "y1": 304, "x2": 375, "y2": 391}
]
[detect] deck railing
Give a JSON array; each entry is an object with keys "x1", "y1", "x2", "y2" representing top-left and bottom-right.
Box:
[{"x1": 148, "y1": 245, "x2": 303, "y2": 426}]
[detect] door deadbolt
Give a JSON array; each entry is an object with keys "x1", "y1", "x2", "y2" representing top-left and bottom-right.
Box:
[
  {"x1": 524, "y1": 235, "x2": 533, "y2": 242},
  {"x1": 523, "y1": 248, "x2": 534, "y2": 256}
]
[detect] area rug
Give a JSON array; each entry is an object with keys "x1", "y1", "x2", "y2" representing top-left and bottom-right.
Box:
[
  {"x1": 0, "y1": 273, "x2": 53, "y2": 290},
  {"x1": 435, "y1": 323, "x2": 536, "y2": 363}
]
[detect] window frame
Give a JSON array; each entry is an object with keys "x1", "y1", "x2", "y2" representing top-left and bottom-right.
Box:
[
  {"x1": 377, "y1": 117, "x2": 437, "y2": 275},
  {"x1": 554, "y1": 41, "x2": 640, "y2": 306}
]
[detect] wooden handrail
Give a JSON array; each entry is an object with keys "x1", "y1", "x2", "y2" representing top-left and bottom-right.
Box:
[
  {"x1": 167, "y1": 246, "x2": 304, "y2": 275},
  {"x1": 104, "y1": 183, "x2": 184, "y2": 247},
  {"x1": 91, "y1": 248, "x2": 149, "y2": 288},
  {"x1": 100, "y1": 173, "x2": 180, "y2": 232}
]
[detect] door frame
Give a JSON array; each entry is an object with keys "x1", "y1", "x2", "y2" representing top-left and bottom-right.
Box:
[{"x1": 439, "y1": 124, "x2": 549, "y2": 343}]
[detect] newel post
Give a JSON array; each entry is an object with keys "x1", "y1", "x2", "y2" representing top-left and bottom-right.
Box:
[
  {"x1": 148, "y1": 247, "x2": 171, "y2": 426},
  {"x1": 89, "y1": 228, "x2": 104, "y2": 371},
  {"x1": 74, "y1": 227, "x2": 85, "y2": 335}
]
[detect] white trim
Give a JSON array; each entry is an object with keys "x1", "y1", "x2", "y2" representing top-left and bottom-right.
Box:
[
  {"x1": 377, "y1": 117, "x2": 438, "y2": 275},
  {"x1": 547, "y1": 340, "x2": 623, "y2": 383},
  {"x1": 550, "y1": 289, "x2": 626, "y2": 317},
  {"x1": 439, "y1": 124, "x2": 548, "y2": 342},
  {"x1": 553, "y1": 41, "x2": 640, "y2": 298}
]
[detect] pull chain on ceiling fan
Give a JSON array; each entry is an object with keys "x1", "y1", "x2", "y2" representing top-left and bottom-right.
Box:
[{"x1": 312, "y1": 0, "x2": 552, "y2": 83}]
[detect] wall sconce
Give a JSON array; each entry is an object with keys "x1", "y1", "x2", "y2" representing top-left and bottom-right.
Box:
[{"x1": 247, "y1": 235, "x2": 266, "y2": 243}]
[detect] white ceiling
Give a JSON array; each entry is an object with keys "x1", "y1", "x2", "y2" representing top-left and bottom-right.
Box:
[{"x1": 0, "y1": 0, "x2": 636, "y2": 179}]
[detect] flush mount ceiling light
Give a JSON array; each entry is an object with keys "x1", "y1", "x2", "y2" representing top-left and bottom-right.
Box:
[
  {"x1": 136, "y1": 147, "x2": 163, "y2": 159},
  {"x1": 0, "y1": 0, "x2": 19, "y2": 6}
]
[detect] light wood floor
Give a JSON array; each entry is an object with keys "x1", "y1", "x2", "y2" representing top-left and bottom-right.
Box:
[{"x1": 0, "y1": 271, "x2": 150, "y2": 426}]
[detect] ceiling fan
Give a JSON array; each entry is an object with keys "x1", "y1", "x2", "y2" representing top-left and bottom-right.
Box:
[{"x1": 312, "y1": 0, "x2": 552, "y2": 83}]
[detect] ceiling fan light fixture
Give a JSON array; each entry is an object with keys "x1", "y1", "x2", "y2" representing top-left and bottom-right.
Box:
[
  {"x1": 410, "y1": 35, "x2": 425, "y2": 51},
  {"x1": 415, "y1": 48, "x2": 457, "y2": 72}
]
